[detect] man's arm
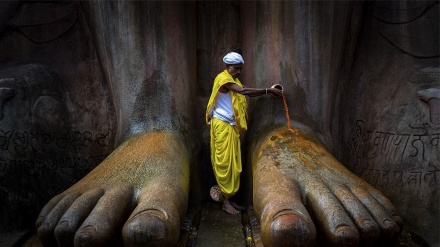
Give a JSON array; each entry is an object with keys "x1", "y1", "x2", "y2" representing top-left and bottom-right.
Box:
[{"x1": 222, "y1": 82, "x2": 282, "y2": 97}]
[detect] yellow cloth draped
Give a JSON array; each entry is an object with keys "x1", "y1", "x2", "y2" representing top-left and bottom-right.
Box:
[
  {"x1": 206, "y1": 70, "x2": 248, "y2": 133},
  {"x1": 206, "y1": 70, "x2": 248, "y2": 198},
  {"x1": 210, "y1": 118, "x2": 242, "y2": 198}
]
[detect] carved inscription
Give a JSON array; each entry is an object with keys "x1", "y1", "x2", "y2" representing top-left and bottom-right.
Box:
[
  {"x1": 348, "y1": 120, "x2": 439, "y2": 162},
  {"x1": 347, "y1": 120, "x2": 439, "y2": 189},
  {"x1": 0, "y1": 155, "x2": 108, "y2": 175},
  {"x1": 0, "y1": 130, "x2": 110, "y2": 155},
  {"x1": 0, "y1": 154, "x2": 107, "y2": 203},
  {"x1": 355, "y1": 162, "x2": 439, "y2": 189},
  {"x1": 0, "y1": 129, "x2": 111, "y2": 212}
]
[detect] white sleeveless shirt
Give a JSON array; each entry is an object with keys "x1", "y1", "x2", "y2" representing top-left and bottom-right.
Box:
[{"x1": 212, "y1": 92, "x2": 236, "y2": 125}]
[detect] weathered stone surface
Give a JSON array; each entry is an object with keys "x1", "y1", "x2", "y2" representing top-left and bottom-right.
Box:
[
  {"x1": 0, "y1": 0, "x2": 116, "y2": 235},
  {"x1": 338, "y1": 2, "x2": 439, "y2": 246},
  {"x1": 0, "y1": 0, "x2": 437, "y2": 246}
]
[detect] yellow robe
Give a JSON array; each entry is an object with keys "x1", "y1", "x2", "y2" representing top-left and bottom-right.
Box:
[{"x1": 206, "y1": 70, "x2": 247, "y2": 198}]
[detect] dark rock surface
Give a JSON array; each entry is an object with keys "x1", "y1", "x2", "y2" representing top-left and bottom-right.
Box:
[{"x1": 0, "y1": 1, "x2": 437, "y2": 246}]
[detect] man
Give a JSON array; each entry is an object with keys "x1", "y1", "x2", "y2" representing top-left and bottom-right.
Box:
[{"x1": 206, "y1": 52, "x2": 282, "y2": 214}]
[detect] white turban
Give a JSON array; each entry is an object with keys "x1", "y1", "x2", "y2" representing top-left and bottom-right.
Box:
[{"x1": 223, "y1": 52, "x2": 244, "y2": 65}]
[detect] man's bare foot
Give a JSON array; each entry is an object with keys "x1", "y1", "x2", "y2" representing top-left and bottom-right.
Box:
[
  {"x1": 35, "y1": 132, "x2": 190, "y2": 246},
  {"x1": 223, "y1": 199, "x2": 241, "y2": 215},
  {"x1": 252, "y1": 128, "x2": 402, "y2": 246},
  {"x1": 230, "y1": 201, "x2": 246, "y2": 210}
]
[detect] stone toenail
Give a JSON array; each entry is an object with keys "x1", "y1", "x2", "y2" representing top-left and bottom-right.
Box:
[
  {"x1": 383, "y1": 219, "x2": 395, "y2": 228},
  {"x1": 81, "y1": 225, "x2": 98, "y2": 234},
  {"x1": 58, "y1": 220, "x2": 70, "y2": 228},
  {"x1": 335, "y1": 225, "x2": 356, "y2": 236}
]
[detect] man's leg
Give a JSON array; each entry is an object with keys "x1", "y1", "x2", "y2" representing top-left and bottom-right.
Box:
[
  {"x1": 210, "y1": 118, "x2": 243, "y2": 214},
  {"x1": 210, "y1": 185, "x2": 244, "y2": 214}
]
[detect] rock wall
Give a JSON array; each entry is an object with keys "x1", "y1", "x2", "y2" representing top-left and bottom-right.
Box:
[
  {"x1": 0, "y1": 1, "x2": 116, "y2": 233},
  {"x1": 0, "y1": 0, "x2": 438, "y2": 245},
  {"x1": 338, "y1": 1, "x2": 439, "y2": 245}
]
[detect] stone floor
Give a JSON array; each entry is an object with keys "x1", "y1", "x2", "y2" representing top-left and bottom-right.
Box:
[
  {"x1": 194, "y1": 202, "x2": 245, "y2": 247},
  {"x1": 0, "y1": 230, "x2": 30, "y2": 247},
  {"x1": 178, "y1": 200, "x2": 262, "y2": 247}
]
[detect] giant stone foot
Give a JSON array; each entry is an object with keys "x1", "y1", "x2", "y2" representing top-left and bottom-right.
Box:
[
  {"x1": 35, "y1": 132, "x2": 190, "y2": 246},
  {"x1": 252, "y1": 128, "x2": 403, "y2": 247}
]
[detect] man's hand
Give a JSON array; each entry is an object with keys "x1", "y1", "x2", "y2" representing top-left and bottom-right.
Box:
[{"x1": 268, "y1": 87, "x2": 283, "y2": 97}]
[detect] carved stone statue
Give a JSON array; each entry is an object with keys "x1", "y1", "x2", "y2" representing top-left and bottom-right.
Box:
[{"x1": 0, "y1": 1, "x2": 437, "y2": 246}]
